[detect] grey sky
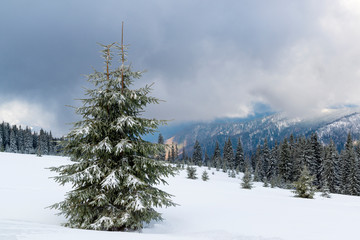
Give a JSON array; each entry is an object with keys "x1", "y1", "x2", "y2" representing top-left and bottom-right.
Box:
[{"x1": 1, "y1": 0, "x2": 360, "y2": 136}]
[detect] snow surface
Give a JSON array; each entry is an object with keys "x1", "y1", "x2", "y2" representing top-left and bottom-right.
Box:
[{"x1": 1, "y1": 152, "x2": 360, "y2": 240}]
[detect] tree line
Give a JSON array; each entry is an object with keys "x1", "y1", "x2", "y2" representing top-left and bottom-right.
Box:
[
  {"x1": 162, "y1": 132, "x2": 360, "y2": 196},
  {"x1": 0, "y1": 121, "x2": 63, "y2": 155}
]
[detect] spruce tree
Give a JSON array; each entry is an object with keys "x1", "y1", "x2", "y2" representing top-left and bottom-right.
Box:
[
  {"x1": 321, "y1": 141, "x2": 338, "y2": 193},
  {"x1": 234, "y1": 138, "x2": 245, "y2": 172},
  {"x1": 262, "y1": 138, "x2": 271, "y2": 180},
  {"x1": 241, "y1": 168, "x2": 253, "y2": 189},
  {"x1": 187, "y1": 165, "x2": 197, "y2": 179},
  {"x1": 201, "y1": 170, "x2": 209, "y2": 181},
  {"x1": 192, "y1": 140, "x2": 202, "y2": 166},
  {"x1": 9, "y1": 128, "x2": 17, "y2": 153},
  {"x1": 212, "y1": 141, "x2": 222, "y2": 169},
  {"x1": 49, "y1": 42, "x2": 176, "y2": 231},
  {"x1": 293, "y1": 166, "x2": 315, "y2": 199},
  {"x1": 223, "y1": 138, "x2": 234, "y2": 170},
  {"x1": 204, "y1": 151, "x2": 210, "y2": 167},
  {"x1": 279, "y1": 139, "x2": 292, "y2": 183}
]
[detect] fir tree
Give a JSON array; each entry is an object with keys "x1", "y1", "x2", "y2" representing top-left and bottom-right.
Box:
[
  {"x1": 170, "y1": 144, "x2": 175, "y2": 163},
  {"x1": 293, "y1": 166, "x2": 315, "y2": 199},
  {"x1": 279, "y1": 139, "x2": 292, "y2": 183},
  {"x1": 9, "y1": 128, "x2": 17, "y2": 153},
  {"x1": 0, "y1": 125, "x2": 3, "y2": 152},
  {"x1": 192, "y1": 140, "x2": 202, "y2": 166},
  {"x1": 310, "y1": 133, "x2": 322, "y2": 186},
  {"x1": 223, "y1": 138, "x2": 234, "y2": 170},
  {"x1": 49, "y1": 41, "x2": 177, "y2": 231},
  {"x1": 241, "y1": 168, "x2": 253, "y2": 189},
  {"x1": 262, "y1": 138, "x2": 271, "y2": 180},
  {"x1": 234, "y1": 138, "x2": 245, "y2": 172},
  {"x1": 212, "y1": 141, "x2": 222, "y2": 169},
  {"x1": 201, "y1": 170, "x2": 209, "y2": 181},
  {"x1": 187, "y1": 165, "x2": 197, "y2": 179},
  {"x1": 204, "y1": 151, "x2": 210, "y2": 167},
  {"x1": 321, "y1": 141, "x2": 339, "y2": 193}
]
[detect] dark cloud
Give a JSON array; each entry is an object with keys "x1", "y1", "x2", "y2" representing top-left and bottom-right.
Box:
[{"x1": 1, "y1": 0, "x2": 359, "y2": 136}]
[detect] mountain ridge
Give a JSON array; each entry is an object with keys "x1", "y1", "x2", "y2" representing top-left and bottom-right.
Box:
[{"x1": 166, "y1": 108, "x2": 360, "y2": 156}]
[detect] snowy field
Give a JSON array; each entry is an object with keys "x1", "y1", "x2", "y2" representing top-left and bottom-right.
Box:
[{"x1": 1, "y1": 152, "x2": 360, "y2": 240}]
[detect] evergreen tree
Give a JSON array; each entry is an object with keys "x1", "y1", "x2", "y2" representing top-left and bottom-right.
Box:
[
  {"x1": 268, "y1": 142, "x2": 279, "y2": 179},
  {"x1": 9, "y1": 128, "x2": 17, "y2": 153},
  {"x1": 155, "y1": 134, "x2": 165, "y2": 161},
  {"x1": 321, "y1": 141, "x2": 339, "y2": 193},
  {"x1": 0, "y1": 124, "x2": 4, "y2": 152},
  {"x1": 49, "y1": 42, "x2": 176, "y2": 231},
  {"x1": 192, "y1": 140, "x2": 202, "y2": 166},
  {"x1": 253, "y1": 145, "x2": 262, "y2": 181},
  {"x1": 241, "y1": 168, "x2": 253, "y2": 189},
  {"x1": 204, "y1": 151, "x2": 210, "y2": 167},
  {"x1": 212, "y1": 141, "x2": 222, "y2": 169},
  {"x1": 201, "y1": 170, "x2": 209, "y2": 181},
  {"x1": 310, "y1": 133, "x2": 322, "y2": 186},
  {"x1": 278, "y1": 139, "x2": 292, "y2": 183},
  {"x1": 293, "y1": 166, "x2": 316, "y2": 199},
  {"x1": 223, "y1": 138, "x2": 234, "y2": 170},
  {"x1": 170, "y1": 144, "x2": 175, "y2": 163},
  {"x1": 234, "y1": 138, "x2": 245, "y2": 172},
  {"x1": 341, "y1": 133, "x2": 359, "y2": 194},
  {"x1": 187, "y1": 165, "x2": 197, "y2": 179},
  {"x1": 262, "y1": 138, "x2": 271, "y2": 180},
  {"x1": 175, "y1": 144, "x2": 179, "y2": 162},
  {"x1": 182, "y1": 147, "x2": 187, "y2": 162}
]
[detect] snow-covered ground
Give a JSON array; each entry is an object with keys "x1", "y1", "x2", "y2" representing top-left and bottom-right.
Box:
[{"x1": 1, "y1": 152, "x2": 360, "y2": 240}]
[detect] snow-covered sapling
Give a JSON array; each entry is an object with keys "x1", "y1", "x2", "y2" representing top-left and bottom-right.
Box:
[
  {"x1": 241, "y1": 168, "x2": 253, "y2": 189},
  {"x1": 187, "y1": 165, "x2": 197, "y2": 179},
  {"x1": 202, "y1": 170, "x2": 209, "y2": 181},
  {"x1": 293, "y1": 166, "x2": 316, "y2": 199}
]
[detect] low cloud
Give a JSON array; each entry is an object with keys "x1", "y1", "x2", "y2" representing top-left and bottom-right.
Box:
[{"x1": 0, "y1": 100, "x2": 60, "y2": 136}]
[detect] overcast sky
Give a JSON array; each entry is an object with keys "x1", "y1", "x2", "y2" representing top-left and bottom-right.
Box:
[{"x1": 1, "y1": 0, "x2": 360, "y2": 136}]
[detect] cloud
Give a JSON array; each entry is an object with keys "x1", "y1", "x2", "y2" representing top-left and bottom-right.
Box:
[
  {"x1": 2, "y1": 0, "x2": 360, "y2": 133},
  {"x1": 142, "y1": 0, "x2": 360, "y2": 121},
  {"x1": 0, "y1": 100, "x2": 60, "y2": 135}
]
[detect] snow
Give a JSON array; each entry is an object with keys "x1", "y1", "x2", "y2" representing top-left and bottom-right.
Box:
[{"x1": 1, "y1": 152, "x2": 360, "y2": 240}]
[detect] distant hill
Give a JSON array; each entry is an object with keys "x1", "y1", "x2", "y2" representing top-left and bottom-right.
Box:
[{"x1": 166, "y1": 107, "x2": 360, "y2": 156}]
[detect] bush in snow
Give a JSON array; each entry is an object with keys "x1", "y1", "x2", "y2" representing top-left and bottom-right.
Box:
[{"x1": 49, "y1": 41, "x2": 176, "y2": 231}]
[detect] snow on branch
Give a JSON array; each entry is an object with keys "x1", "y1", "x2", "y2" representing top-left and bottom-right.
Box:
[
  {"x1": 101, "y1": 171, "x2": 119, "y2": 189},
  {"x1": 95, "y1": 137, "x2": 112, "y2": 153},
  {"x1": 115, "y1": 139, "x2": 133, "y2": 155}
]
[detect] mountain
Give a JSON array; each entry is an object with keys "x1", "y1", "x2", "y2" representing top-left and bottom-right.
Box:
[{"x1": 166, "y1": 107, "x2": 360, "y2": 156}]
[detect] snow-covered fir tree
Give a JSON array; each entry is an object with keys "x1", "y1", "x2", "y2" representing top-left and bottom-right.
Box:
[
  {"x1": 279, "y1": 139, "x2": 292, "y2": 183},
  {"x1": 201, "y1": 170, "x2": 209, "y2": 181},
  {"x1": 0, "y1": 125, "x2": 4, "y2": 152},
  {"x1": 223, "y1": 138, "x2": 234, "y2": 170},
  {"x1": 234, "y1": 137, "x2": 244, "y2": 172},
  {"x1": 241, "y1": 168, "x2": 253, "y2": 189},
  {"x1": 192, "y1": 140, "x2": 202, "y2": 166},
  {"x1": 262, "y1": 138, "x2": 271, "y2": 180},
  {"x1": 187, "y1": 164, "x2": 197, "y2": 179},
  {"x1": 293, "y1": 166, "x2": 315, "y2": 199},
  {"x1": 212, "y1": 141, "x2": 222, "y2": 169},
  {"x1": 49, "y1": 42, "x2": 177, "y2": 231},
  {"x1": 204, "y1": 151, "x2": 210, "y2": 167},
  {"x1": 155, "y1": 134, "x2": 166, "y2": 161},
  {"x1": 321, "y1": 140, "x2": 339, "y2": 193},
  {"x1": 9, "y1": 128, "x2": 17, "y2": 153}
]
